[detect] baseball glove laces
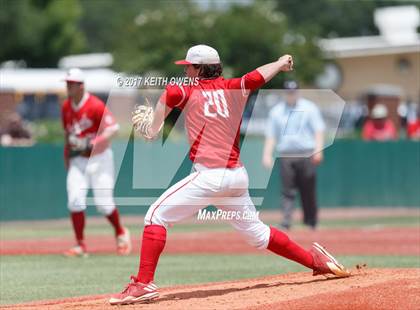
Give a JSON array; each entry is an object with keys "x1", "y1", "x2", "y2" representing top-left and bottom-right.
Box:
[{"x1": 132, "y1": 98, "x2": 154, "y2": 139}]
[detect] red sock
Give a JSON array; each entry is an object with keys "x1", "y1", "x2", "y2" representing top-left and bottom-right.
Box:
[
  {"x1": 137, "y1": 225, "x2": 167, "y2": 284},
  {"x1": 106, "y1": 208, "x2": 125, "y2": 236},
  {"x1": 70, "y1": 211, "x2": 85, "y2": 249},
  {"x1": 267, "y1": 226, "x2": 314, "y2": 269}
]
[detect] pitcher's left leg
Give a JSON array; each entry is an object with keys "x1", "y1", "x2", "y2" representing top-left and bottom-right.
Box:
[
  {"x1": 139, "y1": 171, "x2": 207, "y2": 283},
  {"x1": 110, "y1": 171, "x2": 211, "y2": 305}
]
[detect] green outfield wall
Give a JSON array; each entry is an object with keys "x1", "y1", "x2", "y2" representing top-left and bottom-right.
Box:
[{"x1": 1, "y1": 140, "x2": 419, "y2": 221}]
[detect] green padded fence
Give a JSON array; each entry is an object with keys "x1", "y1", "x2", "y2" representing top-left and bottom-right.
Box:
[{"x1": 0, "y1": 140, "x2": 419, "y2": 221}]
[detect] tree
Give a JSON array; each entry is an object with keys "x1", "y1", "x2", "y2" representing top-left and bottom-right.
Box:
[
  {"x1": 112, "y1": 1, "x2": 208, "y2": 76},
  {"x1": 208, "y1": 2, "x2": 323, "y2": 85},
  {"x1": 79, "y1": 0, "x2": 151, "y2": 53},
  {"x1": 0, "y1": 0, "x2": 86, "y2": 67},
  {"x1": 112, "y1": 1, "x2": 323, "y2": 85},
  {"x1": 273, "y1": 0, "x2": 420, "y2": 38}
]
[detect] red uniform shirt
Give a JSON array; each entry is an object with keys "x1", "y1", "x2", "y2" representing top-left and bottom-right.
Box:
[
  {"x1": 362, "y1": 119, "x2": 397, "y2": 141},
  {"x1": 407, "y1": 119, "x2": 420, "y2": 139},
  {"x1": 61, "y1": 93, "x2": 117, "y2": 157},
  {"x1": 161, "y1": 70, "x2": 265, "y2": 168}
]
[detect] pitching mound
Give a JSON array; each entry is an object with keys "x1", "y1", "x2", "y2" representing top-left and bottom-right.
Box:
[{"x1": 4, "y1": 268, "x2": 419, "y2": 310}]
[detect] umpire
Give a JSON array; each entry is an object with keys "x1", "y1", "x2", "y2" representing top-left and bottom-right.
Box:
[{"x1": 262, "y1": 80, "x2": 325, "y2": 230}]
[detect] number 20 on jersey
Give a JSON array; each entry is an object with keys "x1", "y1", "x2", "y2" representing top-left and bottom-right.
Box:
[{"x1": 202, "y1": 90, "x2": 229, "y2": 118}]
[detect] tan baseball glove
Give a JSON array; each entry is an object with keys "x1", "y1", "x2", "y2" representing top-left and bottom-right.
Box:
[{"x1": 132, "y1": 102, "x2": 154, "y2": 139}]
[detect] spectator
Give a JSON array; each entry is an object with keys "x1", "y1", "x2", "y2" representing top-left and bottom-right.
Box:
[
  {"x1": 262, "y1": 80, "x2": 325, "y2": 230},
  {"x1": 362, "y1": 103, "x2": 397, "y2": 141},
  {"x1": 0, "y1": 114, "x2": 34, "y2": 146},
  {"x1": 407, "y1": 107, "x2": 420, "y2": 140}
]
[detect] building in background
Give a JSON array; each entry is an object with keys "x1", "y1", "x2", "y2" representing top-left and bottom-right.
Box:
[
  {"x1": 317, "y1": 5, "x2": 419, "y2": 136},
  {"x1": 318, "y1": 5, "x2": 419, "y2": 102},
  {"x1": 0, "y1": 54, "x2": 126, "y2": 137}
]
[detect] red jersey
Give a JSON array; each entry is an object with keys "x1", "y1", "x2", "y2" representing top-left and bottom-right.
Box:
[
  {"x1": 362, "y1": 119, "x2": 397, "y2": 141},
  {"x1": 161, "y1": 70, "x2": 265, "y2": 168},
  {"x1": 407, "y1": 119, "x2": 420, "y2": 139},
  {"x1": 61, "y1": 93, "x2": 117, "y2": 157}
]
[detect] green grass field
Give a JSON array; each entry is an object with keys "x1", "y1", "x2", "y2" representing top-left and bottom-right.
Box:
[
  {"x1": 1, "y1": 254, "x2": 419, "y2": 305},
  {"x1": 1, "y1": 213, "x2": 419, "y2": 305},
  {"x1": 1, "y1": 215, "x2": 418, "y2": 240}
]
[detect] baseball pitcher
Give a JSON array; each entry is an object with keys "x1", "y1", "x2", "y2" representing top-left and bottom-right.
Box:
[{"x1": 110, "y1": 45, "x2": 350, "y2": 305}]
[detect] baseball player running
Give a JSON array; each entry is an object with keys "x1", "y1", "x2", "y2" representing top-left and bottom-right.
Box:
[
  {"x1": 109, "y1": 45, "x2": 350, "y2": 305},
  {"x1": 61, "y1": 68, "x2": 131, "y2": 257}
]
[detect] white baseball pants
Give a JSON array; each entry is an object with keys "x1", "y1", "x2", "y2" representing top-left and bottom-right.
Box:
[
  {"x1": 144, "y1": 164, "x2": 271, "y2": 249},
  {"x1": 66, "y1": 148, "x2": 116, "y2": 215}
]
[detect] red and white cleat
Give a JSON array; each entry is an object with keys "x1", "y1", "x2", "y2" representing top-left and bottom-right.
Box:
[
  {"x1": 116, "y1": 227, "x2": 132, "y2": 256},
  {"x1": 109, "y1": 276, "x2": 159, "y2": 305},
  {"x1": 63, "y1": 245, "x2": 88, "y2": 258},
  {"x1": 310, "y1": 242, "x2": 351, "y2": 277}
]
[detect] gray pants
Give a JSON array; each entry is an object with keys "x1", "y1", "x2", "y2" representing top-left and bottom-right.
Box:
[{"x1": 280, "y1": 157, "x2": 318, "y2": 228}]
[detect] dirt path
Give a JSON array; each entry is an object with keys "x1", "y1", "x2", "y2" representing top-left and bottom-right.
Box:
[
  {"x1": 2, "y1": 268, "x2": 419, "y2": 310},
  {"x1": 1, "y1": 227, "x2": 419, "y2": 256},
  {"x1": 1, "y1": 208, "x2": 418, "y2": 228}
]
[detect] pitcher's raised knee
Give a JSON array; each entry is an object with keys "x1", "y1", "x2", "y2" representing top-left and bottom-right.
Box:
[{"x1": 144, "y1": 205, "x2": 168, "y2": 227}]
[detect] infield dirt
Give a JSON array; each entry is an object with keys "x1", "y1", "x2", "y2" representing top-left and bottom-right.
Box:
[
  {"x1": 1, "y1": 227, "x2": 419, "y2": 256},
  {"x1": 3, "y1": 268, "x2": 419, "y2": 310},
  {"x1": 2, "y1": 209, "x2": 419, "y2": 309}
]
